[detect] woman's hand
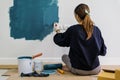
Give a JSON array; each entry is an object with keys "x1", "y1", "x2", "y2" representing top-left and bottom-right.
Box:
[{"x1": 54, "y1": 22, "x2": 61, "y2": 33}]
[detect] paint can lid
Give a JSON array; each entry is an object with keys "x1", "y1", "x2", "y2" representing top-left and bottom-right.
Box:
[{"x1": 18, "y1": 56, "x2": 32, "y2": 59}]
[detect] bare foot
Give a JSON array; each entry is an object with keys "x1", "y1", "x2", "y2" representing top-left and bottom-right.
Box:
[{"x1": 62, "y1": 65, "x2": 70, "y2": 72}]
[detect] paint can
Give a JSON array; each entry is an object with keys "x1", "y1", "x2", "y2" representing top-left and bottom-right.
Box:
[
  {"x1": 18, "y1": 56, "x2": 33, "y2": 74},
  {"x1": 33, "y1": 60, "x2": 43, "y2": 73}
]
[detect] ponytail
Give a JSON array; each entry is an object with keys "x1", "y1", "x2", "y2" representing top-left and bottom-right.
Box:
[
  {"x1": 74, "y1": 4, "x2": 94, "y2": 40},
  {"x1": 83, "y1": 14, "x2": 94, "y2": 40}
]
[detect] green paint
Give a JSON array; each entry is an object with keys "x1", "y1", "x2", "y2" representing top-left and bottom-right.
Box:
[{"x1": 9, "y1": 0, "x2": 59, "y2": 40}]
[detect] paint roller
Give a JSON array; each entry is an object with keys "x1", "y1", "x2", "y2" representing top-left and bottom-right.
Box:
[{"x1": 43, "y1": 63, "x2": 63, "y2": 70}]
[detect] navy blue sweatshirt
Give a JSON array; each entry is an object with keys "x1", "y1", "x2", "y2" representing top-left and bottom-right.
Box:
[{"x1": 53, "y1": 24, "x2": 107, "y2": 70}]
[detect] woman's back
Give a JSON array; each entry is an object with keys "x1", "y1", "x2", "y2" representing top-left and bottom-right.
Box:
[{"x1": 67, "y1": 24, "x2": 106, "y2": 70}]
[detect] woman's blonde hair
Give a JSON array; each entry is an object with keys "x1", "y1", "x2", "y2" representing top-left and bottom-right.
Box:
[{"x1": 74, "y1": 3, "x2": 94, "y2": 40}]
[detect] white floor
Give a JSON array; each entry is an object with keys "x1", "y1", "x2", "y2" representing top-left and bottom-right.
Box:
[{"x1": 0, "y1": 69, "x2": 8, "y2": 80}]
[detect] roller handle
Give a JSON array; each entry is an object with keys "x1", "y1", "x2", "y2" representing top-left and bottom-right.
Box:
[
  {"x1": 32, "y1": 53, "x2": 42, "y2": 59},
  {"x1": 57, "y1": 68, "x2": 64, "y2": 74}
]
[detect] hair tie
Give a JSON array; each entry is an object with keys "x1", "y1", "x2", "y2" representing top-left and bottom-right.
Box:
[{"x1": 85, "y1": 9, "x2": 90, "y2": 15}]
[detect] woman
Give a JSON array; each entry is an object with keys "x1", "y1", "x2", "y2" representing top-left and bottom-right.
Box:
[{"x1": 53, "y1": 3, "x2": 107, "y2": 75}]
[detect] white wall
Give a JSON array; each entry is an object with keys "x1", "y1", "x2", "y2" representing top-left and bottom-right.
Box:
[{"x1": 0, "y1": 0, "x2": 120, "y2": 65}]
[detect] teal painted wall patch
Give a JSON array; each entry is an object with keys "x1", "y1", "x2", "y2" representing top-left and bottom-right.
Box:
[{"x1": 9, "y1": 0, "x2": 59, "y2": 40}]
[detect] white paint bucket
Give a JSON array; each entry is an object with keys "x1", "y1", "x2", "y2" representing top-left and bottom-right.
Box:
[{"x1": 18, "y1": 56, "x2": 33, "y2": 74}]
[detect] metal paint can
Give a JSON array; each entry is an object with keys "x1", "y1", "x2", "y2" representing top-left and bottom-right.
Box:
[{"x1": 18, "y1": 56, "x2": 33, "y2": 74}]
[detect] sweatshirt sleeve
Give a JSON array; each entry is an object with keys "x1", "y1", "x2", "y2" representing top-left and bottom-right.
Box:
[
  {"x1": 98, "y1": 29, "x2": 107, "y2": 56},
  {"x1": 53, "y1": 28, "x2": 70, "y2": 47},
  {"x1": 99, "y1": 36, "x2": 107, "y2": 56}
]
